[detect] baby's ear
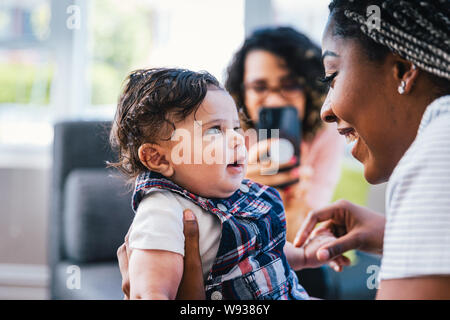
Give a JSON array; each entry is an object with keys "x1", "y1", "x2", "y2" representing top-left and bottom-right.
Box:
[{"x1": 138, "y1": 143, "x2": 174, "y2": 178}]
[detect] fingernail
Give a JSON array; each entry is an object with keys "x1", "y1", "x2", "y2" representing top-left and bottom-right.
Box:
[
  {"x1": 318, "y1": 249, "x2": 329, "y2": 261},
  {"x1": 289, "y1": 156, "x2": 298, "y2": 165},
  {"x1": 184, "y1": 210, "x2": 195, "y2": 221},
  {"x1": 290, "y1": 167, "x2": 300, "y2": 178}
]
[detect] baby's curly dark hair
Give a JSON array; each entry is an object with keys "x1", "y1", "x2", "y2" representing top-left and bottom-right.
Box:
[
  {"x1": 109, "y1": 68, "x2": 221, "y2": 185},
  {"x1": 225, "y1": 26, "x2": 328, "y2": 141}
]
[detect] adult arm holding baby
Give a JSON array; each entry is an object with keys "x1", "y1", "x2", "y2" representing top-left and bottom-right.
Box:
[
  {"x1": 118, "y1": 210, "x2": 350, "y2": 300},
  {"x1": 117, "y1": 209, "x2": 205, "y2": 300},
  {"x1": 128, "y1": 210, "x2": 204, "y2": 300}
]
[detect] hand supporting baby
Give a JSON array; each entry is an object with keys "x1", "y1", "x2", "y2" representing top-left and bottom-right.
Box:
[{"x1": 117, "y1": 209, "x2": 205, "y2": 300}]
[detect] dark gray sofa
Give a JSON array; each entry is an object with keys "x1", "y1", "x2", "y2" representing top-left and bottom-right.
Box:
[
  {"x1": 49, "y1": 120, "x2": 133, "y2": 299},
  {"x1": 49, "y1": 120, "x2": 380, "y2": 300}
]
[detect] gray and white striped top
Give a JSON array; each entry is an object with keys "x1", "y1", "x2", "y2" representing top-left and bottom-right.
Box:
[{"x1": 380, "y1": 95, "x2": 450, "y2": 280}]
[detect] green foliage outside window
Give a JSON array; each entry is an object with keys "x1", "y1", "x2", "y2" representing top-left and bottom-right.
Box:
[
  {"x1": 0, "y1": 63, "x2": 53, "y2": 105},
  {"x1": 89, "y1": 0, "x2": 152, "y2": 105}
]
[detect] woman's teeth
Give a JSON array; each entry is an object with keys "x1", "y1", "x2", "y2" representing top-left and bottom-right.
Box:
[{"x1": 345, "y1": 130, "x2": 359, "y2": 144}]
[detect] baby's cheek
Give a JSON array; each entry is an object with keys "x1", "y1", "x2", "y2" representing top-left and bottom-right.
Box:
[{"x1": 202, "y1": 136, "x2": 227, "y2": 164}]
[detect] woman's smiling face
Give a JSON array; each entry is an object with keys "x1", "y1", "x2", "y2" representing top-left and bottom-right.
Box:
[{"x1": 320, "y1": 18, "x2": 422, "y2": 184}]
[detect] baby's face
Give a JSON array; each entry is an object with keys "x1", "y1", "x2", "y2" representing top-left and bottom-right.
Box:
[{"x1": 165, "y1": 89, "x2": 247, "y2": 198}]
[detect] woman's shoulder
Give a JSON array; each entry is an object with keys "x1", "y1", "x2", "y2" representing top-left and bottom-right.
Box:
[{"x1": 386, "y1": 99, "x2": 450, "y2": 209}]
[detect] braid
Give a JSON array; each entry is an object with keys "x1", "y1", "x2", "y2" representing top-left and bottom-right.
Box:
[
  {"x1": 344, "y1": 9, "x2": 450, "y2": 79},
  {"x1": 330, "y1": 0, "x2": 450, "y2": 82}
]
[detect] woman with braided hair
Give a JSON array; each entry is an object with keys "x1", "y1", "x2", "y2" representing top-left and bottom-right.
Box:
[
  {"x1": 118, "y1": 0, "x2": 450, "y2": 299},
  {"x1": 295, "y1": 0, "x2": 450, "y2": 299}
]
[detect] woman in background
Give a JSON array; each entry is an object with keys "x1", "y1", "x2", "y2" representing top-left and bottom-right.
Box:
[{"x1": 225, "y1": 26, "x2": 345, "y2": 241}]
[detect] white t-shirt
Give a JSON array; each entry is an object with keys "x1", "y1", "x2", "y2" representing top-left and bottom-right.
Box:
[
  {"x1": 380, "y1": 95, "x2": 450, "y2": 280},
  {"x1": 129, "y1": 189, "x2": 222, "y2": 280}
]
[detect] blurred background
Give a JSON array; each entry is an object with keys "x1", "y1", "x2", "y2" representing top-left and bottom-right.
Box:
[{"x1": 0, "y1": 0, "x2": 386, "y2": 299}]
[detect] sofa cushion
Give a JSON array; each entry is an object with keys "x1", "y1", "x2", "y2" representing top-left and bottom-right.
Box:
[
  {"x1": 53, "y1": 261, "x2": 123, "y2": 299},
  {"x1": 63, "y1": 168, "x2": 134, "y2": 263}
]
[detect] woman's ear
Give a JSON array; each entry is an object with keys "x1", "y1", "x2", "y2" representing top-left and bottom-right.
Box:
[
  {"x1": 138, "y1": 143, "x2": 174, "y2": 178},
  {"x1": 393, "y1": 58, "x2": 419, "y2": 95}
]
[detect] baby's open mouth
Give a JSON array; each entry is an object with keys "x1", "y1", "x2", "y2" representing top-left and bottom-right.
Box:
[
  {"x1": 227, "y1": 161, "x2": 244, "y2": 168},
  {"x1": 226, "y1": 156, "x2": 246, "y2": 175}
]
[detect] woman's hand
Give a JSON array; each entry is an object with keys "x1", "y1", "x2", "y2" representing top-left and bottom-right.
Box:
[
  {"x1": 117, "y1": 209, "x2": 205, "y2": 300},
  {"x1": 293, "y1": 200, "x2": 386, "y2": 264},
  {"x1": 175, "y1": 210, "x2": 205, "y2": 300},
  {"x1": 246, "y1": 138, "x2": 300, "y2": 188},
  {"x1": 284, "y1": 228, "x2": 351, "y2": 272}
]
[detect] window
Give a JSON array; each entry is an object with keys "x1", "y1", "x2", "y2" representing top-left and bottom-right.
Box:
[
  {"x1": 0, "y1": 0, "x2": 245, "y2": 168},
  {"x1": 0, "y1": 0, "x2": 53, "y2": 157},
  {"x1": 272, "y1": 0, "x2": 330, "y2": 44},
  {"x1": 86, "y1": 0, "x2": 245, "y2": 117}
]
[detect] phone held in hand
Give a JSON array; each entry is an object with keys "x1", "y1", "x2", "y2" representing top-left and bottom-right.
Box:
[{"x1": 257, "y1": 106, "x2": 302, "y2": 189}]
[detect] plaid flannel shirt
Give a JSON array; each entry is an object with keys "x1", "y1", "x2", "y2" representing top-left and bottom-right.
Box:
[{"x1": 132, "y1": 171, "x2": 309, "y2": 300}]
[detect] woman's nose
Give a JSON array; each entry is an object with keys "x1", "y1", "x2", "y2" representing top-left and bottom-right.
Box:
[
  {"x1": 320, "y1": 91, "x2": 337, "y2": 123},
  {"x1": 262, "y1": 90, "x2": 288, "y2": 107}
]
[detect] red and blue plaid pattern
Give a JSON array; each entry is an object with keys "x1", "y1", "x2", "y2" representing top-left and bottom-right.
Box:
[{"x1": 132, "y1": 171, "x2": 309, "y2": 300}]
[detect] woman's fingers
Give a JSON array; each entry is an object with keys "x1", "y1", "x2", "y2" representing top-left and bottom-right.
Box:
[
  {"x1": 328, "y1": 254, "x2": 352, "y2": 272},
  {"x1": 293, "y1": 201, "x2": 350, "y2": 247},
  {"x1": 176, "y1": 209, "x2": 205, "y2": 300},
  {"x1": 246, "y1": 162, "x2": 300, "y2": 186},
  {"x1": 183, "y1": 209, "x2": 200, "y2": 247},
  {"x1": 248, "y1": 138, "x2": 277, "y2": 164},
  {"x1": 315, "y1": 232, "x2": 361, "y2": 262},
  {"x1": 293, "y1": 209, "x2": 335, "y2": 247},
  {"x1": 248, "y1": 138, "x2": 298, "y2": 166}
]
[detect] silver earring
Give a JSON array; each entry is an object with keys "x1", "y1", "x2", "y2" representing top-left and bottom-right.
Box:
[{"x1": 398, "y1": 81, "x2": 406, "y2": 95}]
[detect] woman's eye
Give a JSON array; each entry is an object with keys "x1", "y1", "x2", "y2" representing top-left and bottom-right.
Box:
[
  {"x1": 252, "y1": 86, "x2": 267, "y2": 93},
  {"x1": 318, "y1": 72, "x2": 338, "y2": 89},
  {"x1": 205, "y1": 127, "x2": 222, "y2": 135},
  {"x1": 281, "y1": 81, "x2": 301, "y2": 91}
]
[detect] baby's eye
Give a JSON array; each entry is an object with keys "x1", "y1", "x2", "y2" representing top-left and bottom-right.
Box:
[{"x1": 205, "y1": 126, "x2": 222, "y2": 135}]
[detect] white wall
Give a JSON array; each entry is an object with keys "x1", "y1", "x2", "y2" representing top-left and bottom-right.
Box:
[{"x1": 0, "y1": 168, "x2": 50, "y2": 299}]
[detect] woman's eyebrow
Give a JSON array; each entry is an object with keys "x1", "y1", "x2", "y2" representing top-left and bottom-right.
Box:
[
  {"x1": 321, "y1": 50, "x2": 340, "y2": 60},
  {"x1": 201, "y1": 119, "x2": 224, "y2": 127}
]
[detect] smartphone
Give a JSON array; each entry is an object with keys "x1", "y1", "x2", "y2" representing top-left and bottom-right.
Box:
[{"x1": 257, "y1": 106, "x2": 302, "y2": 188}]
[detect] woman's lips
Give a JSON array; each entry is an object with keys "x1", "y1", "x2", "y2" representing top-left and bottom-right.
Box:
[{"x1": 338, "y1": 127, "x2": 360, "y2": 158}]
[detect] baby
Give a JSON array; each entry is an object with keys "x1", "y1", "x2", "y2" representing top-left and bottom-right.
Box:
[{"x1": 110, "y1": 68, "x2": 340, "y2": 300}]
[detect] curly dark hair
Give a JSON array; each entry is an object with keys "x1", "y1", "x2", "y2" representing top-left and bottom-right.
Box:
[
  {"x1": 328, "y1": 0, "x2": 450, "y2": 95},
  {"x1": 225, "y1": 26, "x2": 328, "y2": 141},
  {"x1": 109, "y1": 68, "x2": 222, "y2": 185}
]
